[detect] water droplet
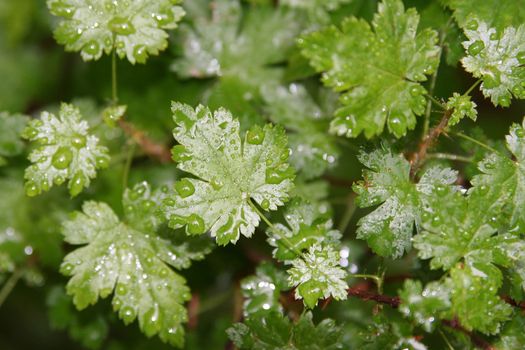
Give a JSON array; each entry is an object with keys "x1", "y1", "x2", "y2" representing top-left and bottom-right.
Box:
[
  {"x1": 83, "y1": 40, "x2": 100, "y2": 56},
  {"x1": 50, "y1": 2, "x2": 75, "y2": 18},
  {"x1": 187, "y1": 214, "x2": 205, "y2": 235},
  {"x1": 210, "y1": 179, "x2": 223, "y2": 190},
  {"x1": 108, "y1": 17, "x2": 136, "y2": 35},
  {"x1": 468, "y1": 40, "x2": 485, "y2": 56},
  {"x1": 261, "y1": 199, "x2": 270, "y2": 210},
  {"x1": 69, "y1": 173, "x2": 85, "y2": 197},
  {"x1": 71, "y1": 133, "x2": 86, "y2": 149},
  {"x1": 174, "y1": 179, "x2": 195, "y2": 198},
  {"x1": 120, "y1": 306, "x2": 136, "y2": 324},
  {"x1": 52, "y1": 146, "x2": 73, "y2": 170},
  {"x1": 489, "y1": 31, "x2": 499, "y2": 40},
  {"x1": 169, "y1": 215, "x2": 186, "y2": 227},
  {"x1": 153, "y1": 10, "x2": 175, "y2": 26},
  {"x1": 133, "y1": 45, "x2": 148, "y2": 63},
  {"x1": 116, "y1": 283, "x2": 128, "y2": 296},
  {"x1": 96, "y1": 156, "x2": 109, "y2": 168},
  {"x1": 247, "y1": 126, "x2": 265, "y2": 145},
  {"x1": 266, "y1": 168, "x2": 290, "y2": 184},
  {"x1": 466, "y1": 19, "x2": 478, "y2": 31},
  {"x1": 171, "y1": 145, "x2": 191, "y2": 162},
  {"x1": 61, "y1": 262, "x2": 74, "y2": 275},
  {"x1": 25, "y1": 181, "x2": 39, "y2": 196}
]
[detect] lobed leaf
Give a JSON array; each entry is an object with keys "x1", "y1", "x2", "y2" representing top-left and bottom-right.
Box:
[{"x1": 161, "y1": 103, "x2": 294, "y2": 245}]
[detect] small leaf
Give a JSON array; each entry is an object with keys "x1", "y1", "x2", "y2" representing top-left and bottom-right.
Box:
[
  {"x1": 461, "y1": 21, "x2": 525, "y2": 106},
  {"x1": 47, "y1": 0, "x2": 185, "y2": 63},
  {"x1": 22, "y1": 103, "x2": 109, "y2": 197},
  {"x1": 446, "y1": 92, "x2": 477, "y2": 126},
  {"x1": 288, "y1": 244, "x2": 348, "y2": 308}
]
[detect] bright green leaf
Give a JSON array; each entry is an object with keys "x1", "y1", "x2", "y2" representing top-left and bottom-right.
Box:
[
  {"x1": 227, "y1": 311, "x2": 344, "y2": 350},
  {"x1": 299, "y1": 0, "x2": 440, "y2": 138},
  {"x1": 0, "y1": 112, "x2": 29, "y2": 159},
  {"x1": 445, "y1": 0, "x2": 525, "y2": 30}
]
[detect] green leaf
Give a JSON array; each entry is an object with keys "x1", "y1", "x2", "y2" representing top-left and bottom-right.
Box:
[
  {"x1": 22, "y1": 103, "x2": 109, "y2": 197},
  {"x1": 448, "y1": 265, "x2": 513, "y2": 334},
  {"x1": 398, "y1": 280, "x2": 451, "y2": 332},
  {"x1": 353, "y1": 147, "x2": 458, "y2": 258},
  {"x1": 172, "y1": 0, "x2": 302, "y2": 86},
  {"x1": 47, "y1": 286, "x2": 109, "y2": 350},
  {"x1": 299, "y1": 0, "x2": 440, "y2": 138},
  {"x1": 47, "y1": 0, "x2": 185, "y2": 63},
  {"x1": 60, "y1": 183, "x2": 211, "y2": 347},
  {"x1": 468, "y1": 118, "x2": 525, "y2": 231},
  {"x1": 161, "y1": 103, "x2": 295, "y2": 245},
  {"x1": 240, "y1": 262, "x2": 289, "y2": 316},
  {"x1": 444, "y1": 0, "x2": 525, "y2": 30},
  {"x1": 0, "y1": 112, "x2": 29, "y2": 159},
  {"x1": 494, "y1": 314, "x2": 525, "y2": 350},
  {"x1": 461, "y1": 20, "x2": 525, "y2": 107},
  {"x1": 102, "y1": 105, "x2": 126, "y2": 128},
  {"x1": 267, "y1": 198, "x2": 340, "y2": 262},
  {"x1": 262, "y1": 84, "x2": 339, "y2": 179},
  {"x1": 227, "y1": 311, "x2": 343, "y2": 350},
  {"x1": 288, "y1": 244, "x2": 348, "y2": 308},
  {"x1": 445, "y1": 92, "x2": 477, "y2": 126}
]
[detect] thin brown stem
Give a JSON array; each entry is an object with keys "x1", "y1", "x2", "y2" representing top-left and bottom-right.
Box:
[
  {"x1": 118, "y1": 120, "x2": 172, "y2": 163},
  {"x1": 347, "y1": 286, "x2": 400, "y2": 308},
  {"x1": 410, "y1": 108, "x2": 453, "y2": 178},
  {"x1": 442, "y1": 319, "x2": 495, "y2": 350}
]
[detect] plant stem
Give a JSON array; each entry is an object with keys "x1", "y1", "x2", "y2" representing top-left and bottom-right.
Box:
[
  {"x1": 0, "y1": 268, "x2": 23, "y2": 309},
  {"x1": 454, "y1": 132, "x2": 499, "y2": 154},
  {"x1": 122, "y1": 142, "x2": 136, "y2": 191},
  {"x1": 463, "y1": 78, "x2": 482, "y2": 97},
  {"x1": 248, "y1": 200, "x2": 302, "y2": 257},
  {"x1": 112, "y1": 49, "x2": 118, "y2": 105},
  {"x1": 337, "y1": 193, "x2": 356, "y2": 234},
  {"x1": 427, "y1": 152, "x2": 473, "y2": 163}
]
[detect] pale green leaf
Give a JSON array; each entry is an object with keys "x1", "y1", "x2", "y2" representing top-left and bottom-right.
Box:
[
  {"x1": 161, "y1": 103, "x2": 294, "y2": 245},
  {"x1": 353, "y1": 147, "x2": 458, "y2": 258},
  {"x1": 267, "y1": 198, "x2": 339, "y2": 262},
  {"x1": 60, "y1": 184, "x2": 211, "y2": 347},
  {"x1": 288, "y1": 244, "x2": 348, "y2": 308},
  {"x1": 299, "y1": 0, "x2": 440, "y2": 138},
  {"x1": 22, "y1": 103, "x2": 109, "y2": 197},
  {"x1": 47, "y1": 0, "x2": 185, "y2": 63},
  {"x1": 461, "y1": 20, "x2": 525, "y2": 107}
]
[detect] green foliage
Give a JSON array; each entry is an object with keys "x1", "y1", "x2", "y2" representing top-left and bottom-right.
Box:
[
  {"x1": 47, "y1": 0, "x2": 185, "y2": 63},
  {"x1": 300, "y1": 0, "x2": 440, "y2": 138},
  {"x1": 0, "y1": 112, "x2": 28, "y2": 165},
  {"x1": 60, "y1": 183, "x2": 212, "y2": 347},
  {"x1": 461, "y1": 20, "x2": 525, "y2": 106},
  {"x1": 353, "y1": 147, "x2": 457, "y2": 258},
  {"x1": 446, "y1": 93, "x2": 477, "y2": 126},
  {"x1": 22, "y1": 103, "x2": 110, "y2": 197},
  {"x1": 4, "y1": 0, "x2": 525, "y2": 349},
  {"x1": 161, "y1": 103, "x2": 294, "y2": 245},
  {"x1": 288, "y1": 244, "x2": 348, "y2": 308},
  {"x1": 227, "y1": 311, "x2": 344, "y2": 350}
]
